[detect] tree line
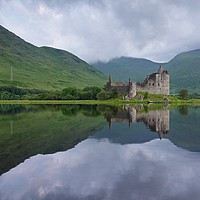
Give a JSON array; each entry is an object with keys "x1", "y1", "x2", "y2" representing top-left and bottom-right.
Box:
[
  {"x1": 179, "y1": 88, "x2": 200, "y2": 99},
  {"x1": 0, "y1": 86, "x2": 199, "y2": 100},
  {"x1": 0, "y1": 86, "x2": 117, "y2": 100}
]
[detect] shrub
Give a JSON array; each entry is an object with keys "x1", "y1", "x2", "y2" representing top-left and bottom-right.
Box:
[{"x1": 179, "y1": 89, "x2": 189, "y2": 100}]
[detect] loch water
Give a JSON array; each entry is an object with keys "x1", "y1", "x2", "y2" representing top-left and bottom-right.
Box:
[{"x1": 0, "y1": 104, "x2": 200, "y2": 200}]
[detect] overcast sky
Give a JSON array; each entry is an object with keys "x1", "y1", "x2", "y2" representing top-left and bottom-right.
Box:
[{"x1": 0, "y1": 0, "x2": 200, "y2": 63}]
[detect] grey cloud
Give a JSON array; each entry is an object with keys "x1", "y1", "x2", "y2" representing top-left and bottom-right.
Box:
[{"x1": 0, "y1": 0, "x2": 200, "y2": 62}]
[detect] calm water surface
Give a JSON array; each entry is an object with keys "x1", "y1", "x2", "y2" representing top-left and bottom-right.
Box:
[{"x1": 0, "y1": 104, "x2": 200, "y2": 200}]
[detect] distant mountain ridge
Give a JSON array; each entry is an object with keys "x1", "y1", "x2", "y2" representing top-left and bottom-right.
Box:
[
  {"x1": 93, "y1": 57, "x2": 162, "y2": 82},
  {"x1": 0, "y1": 25, "x2": 106, "y2": 90},
  {"x1": 92, "y1": 50, "x2": 200, "y2": 93}
]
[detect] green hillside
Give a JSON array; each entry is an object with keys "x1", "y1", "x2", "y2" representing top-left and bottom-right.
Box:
[
  {"x1": 92, "y1": 51, "x2": 200, "y2": 93},
  {"x1": 165, "y1": 50, "x2": 200, "y2": 93},
  {"x1": 0, "y1": 25, "x2": 106, "y2": 90},
  {"x1": 93, "y1": 57, "x2": 161, "y2": 82}
]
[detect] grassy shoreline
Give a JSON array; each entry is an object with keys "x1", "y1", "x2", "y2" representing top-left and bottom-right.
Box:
[{"x1": 0, "y1": 99, "x2": 200, "y2": 105}]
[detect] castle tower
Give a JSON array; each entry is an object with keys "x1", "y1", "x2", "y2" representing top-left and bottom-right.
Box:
[
  {"x1": 106, "y1": 75, "x2": 112, "y2": 90},
  {"x1": 154, "y1": 66, "x2": 170, "y2": 95},
  {"x1": 157, "y1": 65, "x2": 164, "y2": 74},
  {"x1": 128, "y1": 81, "x2": 137, "y2": 99},
  {"x1": 109, "y1": 75, "x2": 112, "y2": 83},
  {"x1": 158, "y1": 66, "x2": 170, "y2": 95}
]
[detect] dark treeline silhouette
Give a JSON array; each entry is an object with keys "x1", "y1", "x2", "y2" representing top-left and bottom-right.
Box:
[{"x1": 0, "y1": 86, "x2": 117, "y2": 100}]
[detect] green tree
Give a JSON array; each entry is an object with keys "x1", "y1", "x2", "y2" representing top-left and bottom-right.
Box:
[
  {"x1": 81, "y1": 91, "x2": 94, "y2": 100},
  {"x1": 60, "y1": 87, "x2": 80, "y2": 100},
  {"x1": 144, "y1": 92, "x2": 149, "y2": 100},
  {"x1": 0, "y1": 91, "x2": 12, "y2": 100},
  {"x1": 97, "y1": 91, "x2": 109, "y2": 100},
  {"x1": 109, "y1": 88, "x2": 118, "y2": 99},
  {"x1": 83, "y1": 87, "x2": 101, "y2": 99},
  {"x1": 179, "y1": 89, "x2": 189, "y2": 99}
]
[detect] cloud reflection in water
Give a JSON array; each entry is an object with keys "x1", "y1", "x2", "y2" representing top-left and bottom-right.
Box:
[{"x1": 0, "y1": 138, "x2": 200, "y2": 200}]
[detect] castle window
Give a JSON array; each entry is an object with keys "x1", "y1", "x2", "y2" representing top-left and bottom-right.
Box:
[
  {"x1": 158, "y1": 83, "x2": 160, "y2": 86},
  {"x1": 149, "y1": 83, "x2": 151, "y2": 86},
  {"x1": 152, "y1": 83, "x2": 155, "y2": 86}
]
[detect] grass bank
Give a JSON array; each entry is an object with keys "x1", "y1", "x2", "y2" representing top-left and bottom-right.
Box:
[{"x1": 0, "y1": 98, "x2": 200, "y2": 105}]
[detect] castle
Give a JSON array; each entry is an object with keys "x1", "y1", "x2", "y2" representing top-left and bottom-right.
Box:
[{"x1": 105, "y1": 66, "x2": 169, "y2": 99}]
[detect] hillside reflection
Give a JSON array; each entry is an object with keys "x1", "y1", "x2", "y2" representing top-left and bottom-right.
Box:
[{"x1": 0, "y1": 104, "x2": 106, "y2": 175}]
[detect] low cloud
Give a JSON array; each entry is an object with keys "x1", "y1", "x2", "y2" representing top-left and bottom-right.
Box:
[{"x1": 0, "y1": 0, "x2": 200, "y2": 62}]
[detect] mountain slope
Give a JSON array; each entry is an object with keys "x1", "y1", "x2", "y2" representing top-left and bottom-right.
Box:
[
  {"x1": 165, "y1": 49, "x2": 200, "y2": 93},
  {"x1": 93, "y1": 57, "x2": 162, "y2": 82},
  {"x1": 0, "y1": 25, "x2": 106, "y2": 90},
  {"x1": 92, "y1": 51, "x2": 200, "y2": 93}
]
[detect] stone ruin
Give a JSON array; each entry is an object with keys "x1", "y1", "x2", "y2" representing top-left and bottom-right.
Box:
[{"x1": 105, "y1": 66, "x2": 169, "y2": 99}]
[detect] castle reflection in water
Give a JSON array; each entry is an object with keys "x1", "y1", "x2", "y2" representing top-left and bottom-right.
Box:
[{"x1": 105, "y1": 105, "x2": 170, "y2": 139}]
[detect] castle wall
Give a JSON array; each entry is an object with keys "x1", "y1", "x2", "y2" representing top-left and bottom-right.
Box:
[
  {"x1": 106, "y1": 82, "x2": 128, "y2": 92},
  {"x1": 106, "y1": 81, "x2": 136, "y2": 98},
  {"x1": 113, "y1": 85, "x2": 129, "y2": 94}
]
